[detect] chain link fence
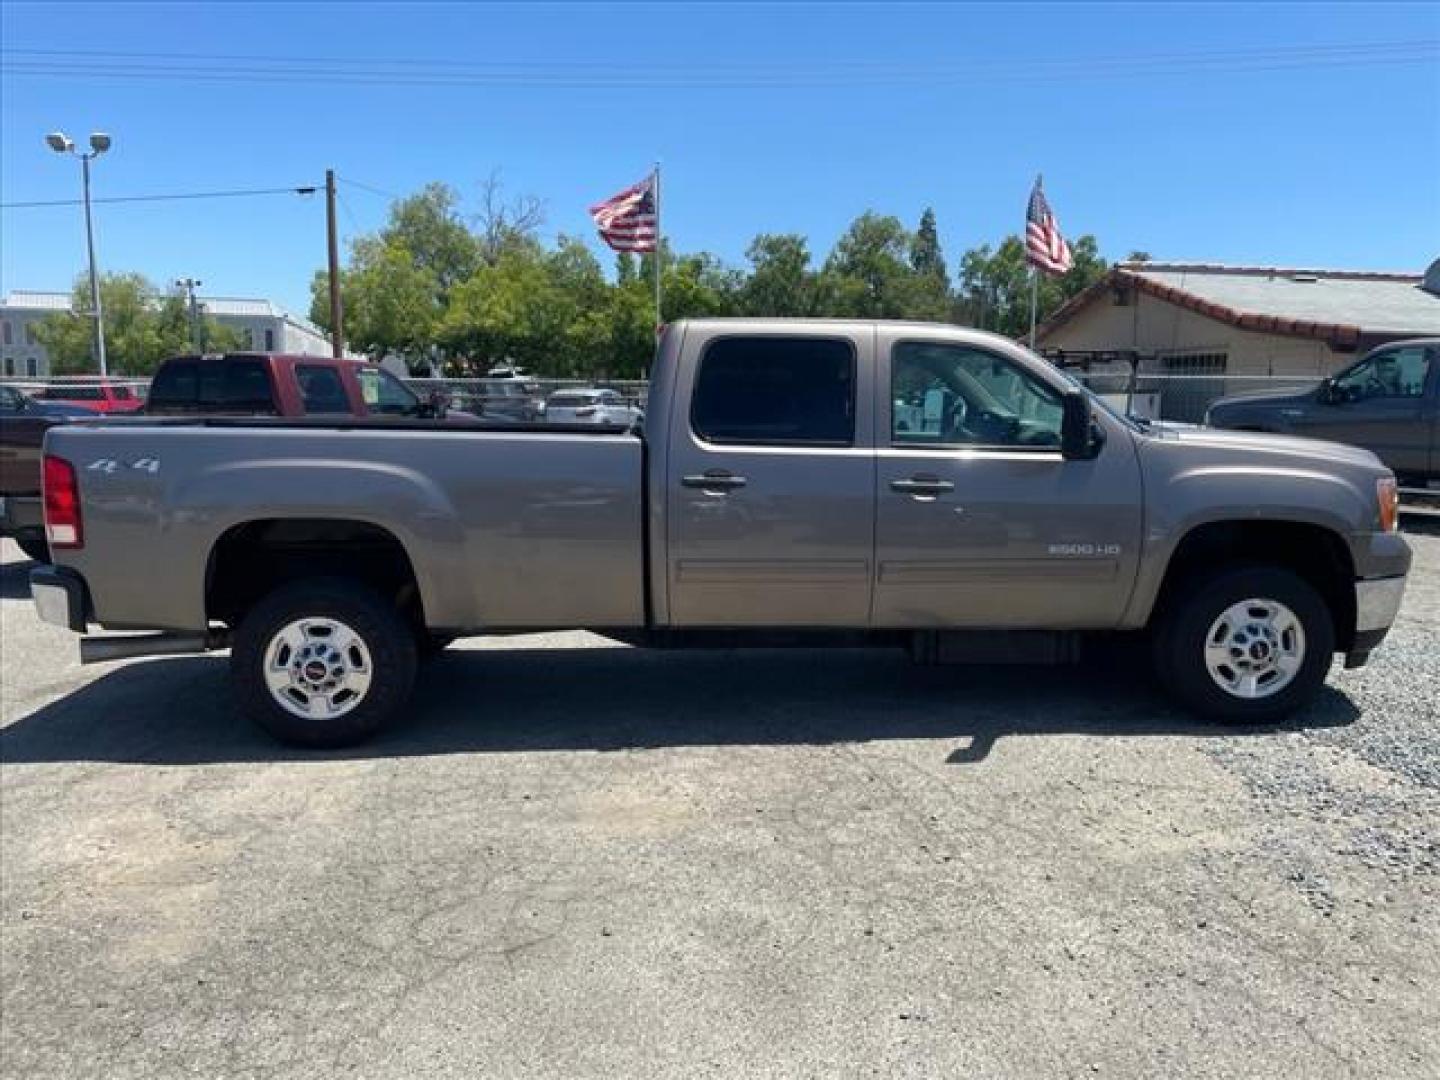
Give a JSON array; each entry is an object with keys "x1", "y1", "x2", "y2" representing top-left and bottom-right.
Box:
[{"x1": 3, "y1": 368, "x2": 1324, "y2": 426}]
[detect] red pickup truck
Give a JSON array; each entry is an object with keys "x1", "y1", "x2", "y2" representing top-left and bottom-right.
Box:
[
  {"x1": 146, "y1": 353, "x2": 440, "y2": 418},
  {"x1": 3, "y1": 355, "x2": 442, "y2": 563}
]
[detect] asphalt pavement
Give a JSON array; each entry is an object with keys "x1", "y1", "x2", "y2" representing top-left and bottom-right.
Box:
[{"x1": 1, "y1": 530, "x2": 1437, "y2": 1079}]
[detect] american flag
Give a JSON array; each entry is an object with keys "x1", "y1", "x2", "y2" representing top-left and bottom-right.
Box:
[
  {"x1": 589, "y1": 173, "x2": 658, "y2": 253},
  {"x1": 1025, "y1": 178, "x2": 1073, "y2": 276}
]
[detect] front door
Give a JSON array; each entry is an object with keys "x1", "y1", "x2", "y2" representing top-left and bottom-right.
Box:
[
  {"x1": 1295, "y1": 344, "x2": 1435, "y2": 477},
  {"x1": 873, "y1": 334, "x2": 1143, "y2": 628},
  {"x1": 666, "y1": 331, "x2": 876, "y2": 626}
]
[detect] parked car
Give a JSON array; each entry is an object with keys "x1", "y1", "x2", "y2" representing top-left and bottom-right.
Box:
[
  {"x1": 146, "y1": 353, "x2": 449, "y2": 419},
  {"x1": 1206, "y1": 338, "x2": 1439, "y2": 484},
  {"x1": 32, "y1": 379, "x2": 145, "y2": 414},
  {"x1": 470, "y1": 378, "x2": 543, "y2": 422},
  {"x1": 0, "y1": 384, "x2": 95, "y2": 563},
  {"x1": 34, "y1": 319, "x2": 1409, "y2": 748},
  {"x1": 545, "y1": 388, "x2": 642, "y2": 425}
]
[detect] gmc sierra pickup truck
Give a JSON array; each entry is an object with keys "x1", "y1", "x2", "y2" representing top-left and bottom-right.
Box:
[{"x1": 32, "y1": 320, "x2": 1411, "y2": 747}]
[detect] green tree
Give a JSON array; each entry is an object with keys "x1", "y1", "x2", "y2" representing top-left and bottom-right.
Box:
[
  {"x1": 910, "y1": 207, "x2": 948, "y2": 285},
  {"x1": 315, "y1": 240, "x2": 443, "y2": 367},
  {"x1": 740, "y1": 234, "x2": 821, "y2": 316},
  {"x1": 384, "y1": 183, "x2": 481, "y2": 296},
  {"x1": 35, "y1": 273, "x2": 238, "y2": 375}
]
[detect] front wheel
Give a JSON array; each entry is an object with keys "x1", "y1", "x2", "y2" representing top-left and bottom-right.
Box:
[
  {"x1": 231, "y1": 578, "x2": 418, "y2": 748},
  {"x1": 1153, "y1": 565, "x2": 1335, "y2": 723}
]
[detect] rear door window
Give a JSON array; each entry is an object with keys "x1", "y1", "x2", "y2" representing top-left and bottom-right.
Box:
[
  {"x1": 691, "y1": 336, "x2": 855, "y2": 445},
  {"x1": 297, "y1": 365, "x2": 351, "y2": 414}
]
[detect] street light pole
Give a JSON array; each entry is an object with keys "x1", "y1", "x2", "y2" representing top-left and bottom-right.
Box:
[
  {"x1": 80, "y1": 154, "x2": 107, "y2": 376},
  {"x1": 176, "y1": 278, "x2": 204, "y2": 352},
  {"x1": 47, "y1": 131, "x2": 111, "y2": 377}
]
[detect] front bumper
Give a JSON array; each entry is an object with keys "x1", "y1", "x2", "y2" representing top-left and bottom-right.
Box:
[
  {"x1": 1345, "y1": 574, "x2": 1408, "y2": 668},
  {"x1": 30, "y1": 564, "x2": 90, "y2": 633}
]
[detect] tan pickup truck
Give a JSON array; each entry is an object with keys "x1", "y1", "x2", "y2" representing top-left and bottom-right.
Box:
[{"x1": 32, "y1": 320, "x2": 1411, "y2": 747}]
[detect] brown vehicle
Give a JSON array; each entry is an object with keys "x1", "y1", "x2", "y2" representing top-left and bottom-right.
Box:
[{"x1": 0, "y1": 383, "x2": 94, "y2": 563}]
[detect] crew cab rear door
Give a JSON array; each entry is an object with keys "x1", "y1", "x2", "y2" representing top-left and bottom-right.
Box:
[
  {"x1": 872, "y1": 330, "x2": 1143, "y2": 628},
  {"x1": 664, "y1": 327, "x2": 876, "y2": 626}
]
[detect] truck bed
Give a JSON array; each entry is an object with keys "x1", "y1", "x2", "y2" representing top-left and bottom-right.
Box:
[{"x1": 45, "y1": 419, "x2": 648, "y2": 634}]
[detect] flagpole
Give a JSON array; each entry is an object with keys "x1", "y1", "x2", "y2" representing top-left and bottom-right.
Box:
[
  {"x1": 1027, "y1": 172, "x2": 1041, "y2": 350},
  {"x1": 652, "y1": 162, "x2": 663, "y2": 330}
]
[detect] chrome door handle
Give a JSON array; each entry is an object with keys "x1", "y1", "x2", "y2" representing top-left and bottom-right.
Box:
[
  {"x1": 890, "y1": 477, "x2": 954, "y2": 495},
  {"x1": 682, "y1": 471, "x2": 747, "y2": 490}
]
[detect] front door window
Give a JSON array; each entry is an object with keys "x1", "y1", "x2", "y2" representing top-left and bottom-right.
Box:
[{"x1": 892, "y1": 342, "x2": 1064, "y2": 449}]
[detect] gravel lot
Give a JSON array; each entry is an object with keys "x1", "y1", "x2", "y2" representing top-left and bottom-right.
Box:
[{"x1": 2, "y1": 527, "x2": 1437, "y2": 1079}]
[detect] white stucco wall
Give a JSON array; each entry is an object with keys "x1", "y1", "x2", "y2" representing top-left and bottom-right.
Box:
[{"x1": 1038, "y1": 290, "x2": 1351, "y2": 375}]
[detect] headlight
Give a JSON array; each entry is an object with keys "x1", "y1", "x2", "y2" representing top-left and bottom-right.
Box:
[{"x1": 1376, "y1": 477, "x2": 1399, "y2": 533}]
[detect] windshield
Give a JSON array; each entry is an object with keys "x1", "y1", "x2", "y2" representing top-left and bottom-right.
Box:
[{"x1": 356, "y1": 368, "x2": 422, "y2": 416}]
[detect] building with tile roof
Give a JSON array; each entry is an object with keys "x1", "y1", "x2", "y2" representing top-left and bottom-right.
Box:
[{"x1": 1035, "y1": 259, "x2": 1440, "y2": 379}]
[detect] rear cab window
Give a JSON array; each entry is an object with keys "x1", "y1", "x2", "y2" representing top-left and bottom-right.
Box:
[
  {"x1": 148, "y1": 357, "x2": 276, "y2": 414},
  {"x1": 297, "y1": 364, "x2": 351, "y2": 414},
  {"x1": 691, "y1": 336, "x2": 856, "y2": 446}
]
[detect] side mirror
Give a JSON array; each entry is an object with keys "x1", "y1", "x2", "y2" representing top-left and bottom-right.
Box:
[
  {"x1": 1317, "y1": 378, "x2": 1336, "y2": 404},
  {"x1": 1060, "y1": 389, "x2": 1096, "y2": 460}
]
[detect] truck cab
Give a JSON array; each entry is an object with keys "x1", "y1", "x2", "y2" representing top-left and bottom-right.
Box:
[{"x1": 1206, "y1": 338, "x2": 1440, "y2": 483}]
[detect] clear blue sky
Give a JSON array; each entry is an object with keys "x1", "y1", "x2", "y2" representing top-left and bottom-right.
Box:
[{"x1": 2, "y1": 2, "x2": 1437, "y2": 317}]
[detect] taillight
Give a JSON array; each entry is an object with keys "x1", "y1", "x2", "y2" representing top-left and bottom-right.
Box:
[{"x1": 43, "y1": 454, "x2": 83, "y2": 549}]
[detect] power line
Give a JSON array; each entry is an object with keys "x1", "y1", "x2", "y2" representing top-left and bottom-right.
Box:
[
  {"x1": 335, "y1": 188, "x2": 365, "y2": 238},
  {"x1": 339, "y1": 176, "x2": 401, "y2": 200},
  {"x1": 2, "y1": 40, "x2": 1434, "y2": 89},
  {"x1": 1, "y1": 185, "x2": 319, "y2": 210},
  {"x1": 2, "y1": 39, "x2": 1434, "y2": 74}
]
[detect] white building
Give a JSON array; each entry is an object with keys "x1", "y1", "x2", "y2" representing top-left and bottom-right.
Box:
[{"x1": 0, "y1": 290, "x2": 334, "y2": 376}]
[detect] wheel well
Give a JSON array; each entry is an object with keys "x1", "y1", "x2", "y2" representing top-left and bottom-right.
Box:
[
  {"x1": 206, "y1": 518, "x2": 423, "y2": 630},
  {"x1": 1153, "y1": 520, "x2": 1357, "y2": 649}
]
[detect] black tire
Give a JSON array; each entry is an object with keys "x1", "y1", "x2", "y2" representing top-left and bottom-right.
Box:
[
  {"x1": 14, "y1": 530, "x2": 50, "y2": 565},
  {"x1": 1153, "y1": 564, "x2": 1335, "y2": 723},
  {"x1": 231, "y1": 578, "x2": 417, "y2": 748}
]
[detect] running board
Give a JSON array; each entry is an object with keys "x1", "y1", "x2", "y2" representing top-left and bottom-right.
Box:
[{"x1": 79, "y1": 631, "x2": 228, "y2": 665}]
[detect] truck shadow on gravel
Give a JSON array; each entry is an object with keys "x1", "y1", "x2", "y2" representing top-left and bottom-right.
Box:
[{"x1": 0, "y1": 643, "x2": 1360, "y2": 766}]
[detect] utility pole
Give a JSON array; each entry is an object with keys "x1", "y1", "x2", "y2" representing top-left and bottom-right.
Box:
[
  {"x1": 325, "y1": 169, "x2": 343, "y2": 358},
  {"x1": 175, "y1": 277, "x2": 203, "y2": 352}
]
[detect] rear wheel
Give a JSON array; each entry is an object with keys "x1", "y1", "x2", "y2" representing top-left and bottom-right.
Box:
[
  {"x1": 1153, "y1": 564, "x2": 1334, "y2": 723},
  {"x1": 231, "y1": 578, "x2": 417, "y2": 748}
]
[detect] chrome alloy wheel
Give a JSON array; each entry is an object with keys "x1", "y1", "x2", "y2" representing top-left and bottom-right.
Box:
[
  {"x1": 1203, "y1": 598, "x2": 1306, "y2": 700},
  {"x1": 263, "y1": 617, "x2": 373, "y2": 720}
]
